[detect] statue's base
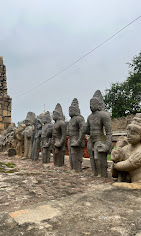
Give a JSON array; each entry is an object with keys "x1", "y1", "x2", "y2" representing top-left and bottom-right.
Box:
[{"x1": 113, "y1": 182, "x2": 141, "y2": 190}]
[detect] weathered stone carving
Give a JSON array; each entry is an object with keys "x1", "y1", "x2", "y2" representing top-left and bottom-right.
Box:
[
  {"x1": 68, "y1": 98, "x2": 85, "y2": 171},
  {"x1": 16, "y1": 123, "x2": 25, "y2": 157},
  {"x1": 85, "y1": 90, "x2": 112, "y2": 177},
  {"x1": 3, "y1": 123, "x2": 17, "y2": 151},
  {"x1": 0, "y1": 134, "x2": 4, "y2": 152},
  {"x1": 23, "y1": 112, "x2": 35, "y2": 159},
  {"x1": 111, "y1": 113, "x2": 141, "y2": 183},
  {"x1": 41, "y1": 111, "x2": 53, "y2": 163},
  {"x1": 52, "y1": 104, "x2": 67, "y2": 166},
  {"x1": 31, "y1": 117, "x2": 42, "y2": 161},
  {"x1": 111, "y1": 136, "x2": 130, "y2": 182}
]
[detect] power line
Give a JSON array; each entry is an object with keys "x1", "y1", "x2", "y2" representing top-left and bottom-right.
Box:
[{"x1": 17, "y1": 16, "x2": 141, "y2": 97}]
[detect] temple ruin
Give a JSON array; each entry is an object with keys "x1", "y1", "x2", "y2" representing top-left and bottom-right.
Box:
[{"x1": 0, "y1": 56, "x2": 12, "y2": 134}]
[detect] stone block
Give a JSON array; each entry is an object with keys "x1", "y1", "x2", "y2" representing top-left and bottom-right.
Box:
[
  {"x1": 4, "y1": 117, "x2": 11, "y2": 123},
  {"x1": 0, "y1": 123, "x2": 4, "y2": 129},
  {"x1": 3, "y1": 110, "x2": 7, "y2": 116}
]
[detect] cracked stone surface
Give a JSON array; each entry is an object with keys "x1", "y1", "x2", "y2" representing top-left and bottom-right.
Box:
[{"x1": 0, "y1": 153, "x2": 141, "y2": 236}]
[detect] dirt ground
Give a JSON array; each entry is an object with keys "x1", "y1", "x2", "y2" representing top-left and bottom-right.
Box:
[{"x1": 0, "y1": 153, "x2": 141, "y2": 236}]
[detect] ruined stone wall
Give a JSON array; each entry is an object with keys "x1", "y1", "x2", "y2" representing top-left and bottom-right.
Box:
[
  {"x1": 112, "y1": 115, "x2": 134, "y2": 131},
  {"x1": 0, "y1": 57, "x2": 12, "y2": 134}
]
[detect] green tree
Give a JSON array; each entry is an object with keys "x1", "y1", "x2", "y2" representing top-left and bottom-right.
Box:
[{"x1": 104, "y1": 52, "x2": 141, "y2": 118}]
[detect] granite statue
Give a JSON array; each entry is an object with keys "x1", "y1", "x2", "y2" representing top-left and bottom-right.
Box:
[
  {"x1": 85, "y1": 90, "x2": 112, "y2": 178},
  {"x1": 41, "y1": 111, "x2": 53, "y2": 163},
  {"x1": 23, "y1": 112, "x2": 36, "y2": 159},
  {"x1": 0, "y1": 134, "x2": 4, "y2": 152},
  {"x1": 31, "y1": 117, "x2": 42, "y2": 161},
  {"x1": 111, "y1": 136, "x2": 130, "y2": 182},
  {"x1": 111, "y1": 113, "x2": 141, "y2": 183},
  {"x1": 68, "y1": 98, "x2": 85, "y2": 171},
  {"x1": 3, "y1": 123, "x2": 17, "y2": 151},
  {"x1": 16, "y1": 123, "x2": 25, "y2": 157},
  {"x1": 52, "y1": 103, "x2": 67, "y2": 166}
]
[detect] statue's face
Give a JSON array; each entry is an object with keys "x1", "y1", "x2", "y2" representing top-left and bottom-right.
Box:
[
  {"x1": 69, "y1": 107, "x2": 75, "y2": 118},
  {"x1": 90, "y1": 99, "x2": 100, "y2": 112},
  {"x1": 127, "y1": 125, "x2": 140, "y2": 145},
  {"x1": 25, "y1": 119, "x2": 29, "y2": 126},
  {"x1": 53, "y1": 111, "x2": 59, "y2": 121}
]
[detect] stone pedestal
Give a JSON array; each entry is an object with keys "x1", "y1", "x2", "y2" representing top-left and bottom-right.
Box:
[{"x1": 0, "y1": 56, "x2": 12, "y2": 134}]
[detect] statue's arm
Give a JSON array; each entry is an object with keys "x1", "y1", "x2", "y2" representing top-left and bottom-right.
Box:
[
  {"x1": 102, "y1": 113, "x2": 112, "y2": 148},
  {"x1": 59, "y1": 121, "x2": 67, "y2": 146},
  {"x1": 115, "y1": 152, "x2": 141, "y2": 171},
  {"x1": 77, "y1": 117, "x2": 85, "y2": 145}
]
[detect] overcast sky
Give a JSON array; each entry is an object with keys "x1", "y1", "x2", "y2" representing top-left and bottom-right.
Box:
[{"x1": 0, "y1": 0, "x2": 141, "y2": 124}]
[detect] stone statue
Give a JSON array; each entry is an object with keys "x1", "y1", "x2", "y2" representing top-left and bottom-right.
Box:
[
  {"x1": 3, "y1": 123, "x2": 17, "y2": 151},
  {"x1": 111, "y1": 136, "x2": 130, "y2": 182},
  {"x1": 41, "y1": 111, "x2": 53, "y2": 163},
  {"x1": 52, "y1": 103, "x2": 67, "y2": 166},
  {"x1": 68, "y1": 98, "x2": 85, "y2": 171},
  {"x1": 23, "y1": 112, "x2": 36, "y2": 159},
  {"x1": 85, "y1": 90, "x2": 112, "y2": 178},
  {"x1": 0, "y1": 134, "x2": 4, "y2": 152},
  {"x1": 16, "y1": 123, "x2": 25, "y2": 157},
  {"x1": 31, "y1": 117, "x2": 42, "y2": 161},
  {"x1": 111, "y1": 113, "x2": 141, "y2": 183}
]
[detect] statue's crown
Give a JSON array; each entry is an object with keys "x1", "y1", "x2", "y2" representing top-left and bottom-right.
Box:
[
  {"x1": 91, "y1": 90, "x2": 105, "y2": 109},
  {"x1": 54, "y1": 103, "x2": 65, "y2": 120},
  {"x1": 70, "y1": 98, "x2": 80, "y2": 114}
]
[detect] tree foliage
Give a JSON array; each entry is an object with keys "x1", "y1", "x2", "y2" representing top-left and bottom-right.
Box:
[{"x1": 104, "y1": 52, "x2": 141, "y2": 118}]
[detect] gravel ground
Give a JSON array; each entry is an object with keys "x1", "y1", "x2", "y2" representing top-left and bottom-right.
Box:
[{"x1": 0, "y1": 153, "x2": 141, "y2": 236}]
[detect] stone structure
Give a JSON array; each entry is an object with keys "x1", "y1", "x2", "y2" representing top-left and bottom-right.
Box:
[
  {"x1": 23, "y1": 112, "x2": 35, "y2": 159},
  {"x1": 0, "y1": 57, "x2": 12, "y2": 134},
  {"x1": 52, "y1": 104, "x2": 67, "y2": 166},
  {"x1": 41, "y1": 111, "x2": 53, "y2": 163},
  {"x1": 16, "y1": 123, "x2": 25, "y2": 157},
  {"x1": 112, "y1": 115, "x2": 134, "y2": 132},
  {"x1": 85, "y1": 90, "x2": 112, "y2": 178},
  {"x1": 68, "y1": 98, "x2": 85, "y2": 171},
  {"x1": 111, "y1": 113, "x2": 141, "y2": 183},
  {"x1": 31, "y1": 117, "x2": 42, "y2": 161}
]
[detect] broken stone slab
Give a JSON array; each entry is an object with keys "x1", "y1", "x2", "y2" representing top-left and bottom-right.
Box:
[{"x1": 9, "y1": 204, "x2": 60, "y2": 225}]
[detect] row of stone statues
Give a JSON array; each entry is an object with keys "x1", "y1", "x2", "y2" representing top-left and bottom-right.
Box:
[
  {"x1": 1, "y1": 90, "x2": 141, "y2": 184},
  {"x1": 0, "y1": 90, "x2": 112, "y2": 178}
]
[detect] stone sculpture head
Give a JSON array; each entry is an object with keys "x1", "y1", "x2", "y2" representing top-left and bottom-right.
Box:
[
  {"x1": 53, "y1": 103, "x2": 65, "y2": 121},
  {"x1": 25, "y1": 112, "x2": 36, "y2": 126},
  {"x1": 127, "y1": 113, "x2": 141, "y2": 145},
  {"x1": 42, "y1": 111, "x2": 51, "y2": 124},
  {"x1": 90, "y1": 90, "x2": 105, "y2": 112},
  {"x1": 69, "y1": 98, "x2": 80, "y2": 118}
]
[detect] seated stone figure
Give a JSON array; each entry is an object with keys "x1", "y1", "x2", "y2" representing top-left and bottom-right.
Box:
[
  {"x1": 111, "y1": 113, "x2": 141, "y2": 184},
  {"x1": 111, "y1": 136, "x2": 130, "y2": 182}
]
